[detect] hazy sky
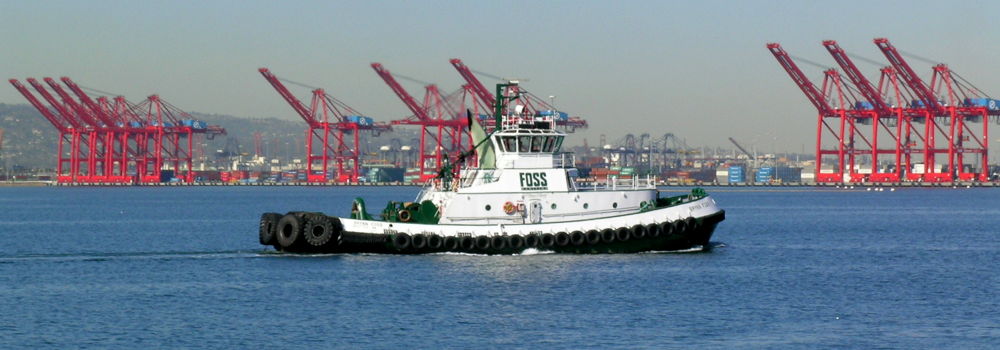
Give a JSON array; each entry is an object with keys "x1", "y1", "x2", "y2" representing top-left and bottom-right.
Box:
[{"x1": 3, "y1": 0, "x2": 999, "y2": 154}]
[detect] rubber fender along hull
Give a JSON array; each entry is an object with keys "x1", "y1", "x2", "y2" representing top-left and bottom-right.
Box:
[{"x1": 260, "y1": 210, "x2": 725, "y2": 255}]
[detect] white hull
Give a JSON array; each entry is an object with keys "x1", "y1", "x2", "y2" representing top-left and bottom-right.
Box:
[{"x1": 342, "y1": 195, "x2": 722, "y2": 237}]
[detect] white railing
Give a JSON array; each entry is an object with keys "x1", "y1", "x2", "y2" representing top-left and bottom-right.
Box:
[
  {"x1": 578, "y1": 175, "x2": 657, "y2": 191},
  {"x1": 500, "y1": 114, "x2": 555, "y2": 130},
  {"x1": 553, "y1": 153, "x2": 575, "y2": 168}
]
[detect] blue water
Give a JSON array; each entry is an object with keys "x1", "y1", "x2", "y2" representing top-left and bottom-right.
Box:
[{"x1": 0, "y1": 186, "x2": 997, "y2": 349}]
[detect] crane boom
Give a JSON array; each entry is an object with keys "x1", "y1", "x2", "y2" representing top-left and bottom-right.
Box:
[
  {"x1": 43, "y1": 78, "x2": 106, "y2": 129},
  {"x1": 450, "y1": 58, "x2": 495, "y2": 109},
  {"x1": 60, "y1": 77, "x2": 120, "y2": 128},
  {"x1": 873, "y1": 38, "x2": 942, "y2": 113},
  {"x1": 26, "y1": 78, "x2": 85, "y2": 129},
  {"x1": 766, "y1": 43, "x2": 835, "y2": 115},
  {"x1": 257, "y1": 68, "x2": 319, "y2": 127},
  {"x1": 822, "y1": 40, "x2": 890, "y2": 114},
  {"x1": 8, "y1": 79, "x2": 71, "y2": 131},
  {"x1": 370, "y1": 63, "x2": 432, "y2": 122},
  {"x1": 728, "y1": 137, "x2": 754, "y2": 159}
]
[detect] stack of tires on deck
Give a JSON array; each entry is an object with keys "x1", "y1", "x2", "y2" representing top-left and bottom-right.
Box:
[
  {"x1": 259, "y1": 212, "x2": 345, "y2": 253},
  {"x1": 259, "y1": 211, "x2": 708, "y2": 254}
]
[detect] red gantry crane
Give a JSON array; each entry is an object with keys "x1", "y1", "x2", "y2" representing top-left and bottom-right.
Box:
[
  {"x1": 823, "y1": 40, "x2": 905, "y2": 182},
  {"x1": 58, "y1": 77, "x2": 147, "y2": 183},
  {"x1": 259, "y1": 67, "x2": 389, "y2": 182},
  {"x1": 769, "y1": 38, "x2": 993, "y2": 184},
  {"x1": 371, "y1": 62, "x2": 470, "y2": 181},
  {"x1": 927, "y1": 63, "x2": 991, "y2": 181},
  {"x1": 61, "y1": 77, "x2": 224, "y2": 183},
  {"x1": 10, "y1": 78, "x2": 88, "y2": 182},
  {"x1": 874, "y1": 38, "x2": 956, "y2": 182},
  {"x1": 10, "y1": 76, "x2": 224, "y2": 184},
  {"x1": 767, "y1": 43, "x2": 851, "y2": 183}
]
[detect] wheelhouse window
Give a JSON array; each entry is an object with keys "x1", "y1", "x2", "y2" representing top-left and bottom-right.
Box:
[
  {"x1": 542, "y1": 136, "x2": 556, "y2": 152},
  {"x1": 530, "y1": 136, "x2": 543, "y2": 152},
  {"x1": 502, "y1": 132, "x2": 565, "y2": 153},
  {"x1": 501, "y1": 136, "x2": 516, "y2": 152}
]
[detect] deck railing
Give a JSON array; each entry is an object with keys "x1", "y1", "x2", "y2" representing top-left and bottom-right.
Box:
[
  {"x1": 553, "y1": 152, "x2": 575, "y2": 168},
  {"x1": 578, "y1": 175, "x2": 657, "y2": 191}
]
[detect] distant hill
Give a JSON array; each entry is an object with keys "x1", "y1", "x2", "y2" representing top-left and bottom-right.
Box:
[
  {"x1": 0, "y1": 103, "x2": 417, "y2": 170},
  {"x1": 0, "y1": 103, "x2": 58, "y2": 169}
]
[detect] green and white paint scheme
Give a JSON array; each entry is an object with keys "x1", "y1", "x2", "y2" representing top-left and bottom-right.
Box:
[{"x1": 338, "y1": 81, "x2": 724, "y2": 242}]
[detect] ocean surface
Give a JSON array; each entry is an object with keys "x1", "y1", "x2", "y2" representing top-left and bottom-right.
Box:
[{"x1": 0, "y1": 186, "x2": 997, "y2": 349}]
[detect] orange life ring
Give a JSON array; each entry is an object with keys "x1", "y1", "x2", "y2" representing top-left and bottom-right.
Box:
[{"x1": 503, "y1": 201, "x2": 516, "y2": 215}]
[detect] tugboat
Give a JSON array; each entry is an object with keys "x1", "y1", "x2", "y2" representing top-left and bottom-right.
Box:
[{"x1": 258, "y1": 81, "x2": 725, "y2": 254}]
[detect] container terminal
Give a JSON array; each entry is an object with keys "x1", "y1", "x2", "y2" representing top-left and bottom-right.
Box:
[{"x1": 5, "y1": 41, "x2": 1000, "y2": 187}]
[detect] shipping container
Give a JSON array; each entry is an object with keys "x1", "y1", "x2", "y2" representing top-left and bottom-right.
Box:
[
  {"x1": 755, "y1": 167, "x2": 775, "y2": 183},
  {"x1": 345, "y1": 115, "x2": 373, "y2": 126},
  {"x1": 728, "y1": 166, "x2": 745, "y2": 183},
  {"x1": 159, "y1": 170, "x2": 175, "y2": 183},
  {"x1": 366, "y1": 167, "x2": 404, "y2": 182},
  {"x1": 536, "y1": 110, "x2": 569, "y2": 121},
  {"x1": 964, "y1": 98, "x2": 1000, "y2": 110},
  {"x1": 774, "y1": 167, "x2": 802, "y2": 182},
  {"x1": 716, "y1": 168, "x2": 729, "y2": 184}
]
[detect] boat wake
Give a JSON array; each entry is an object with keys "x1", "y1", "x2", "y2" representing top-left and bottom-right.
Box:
[
  {"x1": 517, "y1": 248, "x2": 555, "y2": 255},
  {"x1": 642, "y1": 241, "x2": 726, "y2": 254},
  {"x1": 427, "y1": 248, "x2": 555, "y2": 257}
]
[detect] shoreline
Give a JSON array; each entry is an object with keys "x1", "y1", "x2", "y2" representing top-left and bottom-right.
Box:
[{"x1": 3, "y1": 181, "x2": 996, "y2": 188}]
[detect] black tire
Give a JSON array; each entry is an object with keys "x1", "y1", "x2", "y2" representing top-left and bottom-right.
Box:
[
  {"x1": 259, "y1": 212, "x2": 280, "y2": 246},
  {"x1": 391, "y1": 233, "x2": 411, "y2": 251},
  {"x1": 444, "y1": 236, "x2": 460, "y2": 250},
  {"x1": 303, "y1": 214, "x2": 339, "y2": 249},
  {"x1": 646, "y1": 223, "x2": 662, "y2": 238},
  {"x1": 411, "y1": 234, "x2": 428, "y2": 250},
  {"x1": 686, "y1": 217, "x2": 700, "y2": 232},
  {"x1": 555, "y1": 232, "x2": 571, "y2": 247},
  {"x1": 570, "y1": 231, "x2": 586, "y2": 246},
  {"x1": 524, "y1": 234, "x2": 540, "y2": 248},
  {"x1": 475, "y1": 236, "x2": 491, "y2": 250},
  {"x1": 600, "y1": 228, "x2": 616, "y2": 243},
  {"x1": 276, "y1": 213, "x2": 305, "y2": 250},
  {"x1": 673, "y1": 219, "x2": 688, "y2": 234},
  {"x1": 661, "y1": 221, "x2": 675, "y2": 236},
  {"x1": 585, "y1": 230, "x2": 601, "y2": 245},
  {"x1": 491, "y1": 236, "x2": 507, "y2": 251},
  {"x1": 540, "y1": 233, "x2": 556, "y2": 247},
  {"x1": 460, "y1": 236, "x2": 475, "y2": 250},
  {"x1": 631, "y1": 224, "x2": 647, "y2": 240},
  {"x1": 508, "y1": 235, "x2": 525, "y2": 250},
  {"x1": 427, "y1": 234, "x2": 443, "y2": 250},
  {"x1": 615, "y1": 227, "x2": 631, "y2": 241}
]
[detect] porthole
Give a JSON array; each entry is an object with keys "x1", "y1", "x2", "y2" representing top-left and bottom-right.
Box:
[
  {"x1": 551, "y1": 203, "x2": 557, "y2": 209},
  {"x1": 485, "y1": 204, "x2": 492, "y2": 211},
  {"x1": 583, "y1": 203, "x2": 589, "y2": 209},
  {"x1": 613, "y1": 202, "x2": 618, "y2": 208}
]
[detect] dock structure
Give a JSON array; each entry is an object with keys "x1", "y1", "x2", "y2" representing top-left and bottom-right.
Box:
[{"x1": 768, "y1": 38, "x2": 995, "y2": 185}]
